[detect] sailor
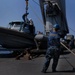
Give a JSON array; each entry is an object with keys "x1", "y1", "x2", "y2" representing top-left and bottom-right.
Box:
[
  {"x1": 46, "y1": 1, "x2": 61, "y2": 16},
  {"x1": 29, "y1": 18, "x2": 35, "y2": 34},
  {"x1": 46, "y1": 1, "x2": 54, "y2": 16},
  {"x1": 41, "y1": 24, "x2": 61, "y2": 73}
]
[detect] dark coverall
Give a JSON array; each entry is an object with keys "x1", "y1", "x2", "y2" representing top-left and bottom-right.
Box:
[{"x1": 42, "y1": 31, "x2": 60, "y2": 72}]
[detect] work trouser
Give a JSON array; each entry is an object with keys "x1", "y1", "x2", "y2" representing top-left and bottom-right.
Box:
[{"x1": 42, "y1": 46, "x2": 60, "y2": 71}]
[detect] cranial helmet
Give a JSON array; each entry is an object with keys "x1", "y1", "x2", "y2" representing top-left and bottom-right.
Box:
[{"x1": 53, "y1": 24, "x2": 60, "y2": 29}]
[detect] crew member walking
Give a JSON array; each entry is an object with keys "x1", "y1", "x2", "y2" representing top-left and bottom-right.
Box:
[{"x1": 42, "y1": 24, "x2": 61, "y2": 73}]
